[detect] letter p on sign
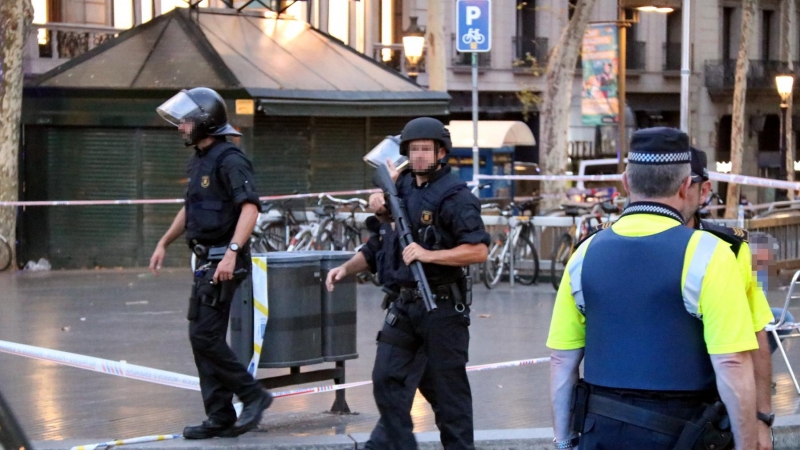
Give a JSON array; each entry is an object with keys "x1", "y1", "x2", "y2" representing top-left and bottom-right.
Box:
[{"x1": 466, "y1": 6, "x2": 481, "y2": 24}]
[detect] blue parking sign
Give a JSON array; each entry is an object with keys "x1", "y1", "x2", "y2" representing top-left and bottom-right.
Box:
[{"x1": 456, "y1": 0, "x2": 491, "y2": 53}]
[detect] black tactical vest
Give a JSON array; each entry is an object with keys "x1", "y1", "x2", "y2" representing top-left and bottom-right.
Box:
[
  {"x1": 398, "y1": 167, "x2": 469, "y2": 284},
  {"x1": 185, "y1": 141, "x2": 241, "y2": 244}
]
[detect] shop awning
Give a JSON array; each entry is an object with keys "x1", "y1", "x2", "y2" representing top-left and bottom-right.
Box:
[{"x1": 448, "y1": 120, "x2": 536, "y2": 148}]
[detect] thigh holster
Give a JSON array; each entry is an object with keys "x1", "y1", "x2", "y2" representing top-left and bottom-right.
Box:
[{"x1": 376, "y1": 310, "x2": 421, "y2": 352}]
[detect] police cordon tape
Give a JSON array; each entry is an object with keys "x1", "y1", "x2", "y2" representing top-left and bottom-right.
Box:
[
  {"x1": 0, "y1": 337, "x2": 550, "y2": 396},
  {"x1": 71, "y1": 434, "x2": 182, "y2": 450},
  {"x1": 1, "y1": 338, "x2": 549, "y2": 449},
  {"x1": 477, "y1": 171, "x2": 800, "y2": 191},
  {"x1": 2, "y1": 172, "x2": 798, "y2": 208},
  {"x1": 0, "y1": 189, "x2": 382, "y2": 207},
  {"x1": 64, "y1": 357, "x2": 553, "y2": 450}
]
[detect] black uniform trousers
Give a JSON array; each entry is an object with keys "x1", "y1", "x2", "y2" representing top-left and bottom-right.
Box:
[
  {"x1": 369, "y1": 293, "x2": 474, "y2": 450},
  {"x1": 579, "y1": 388, "x2": 719, "y2": 450},
  {"x1": 365, "y1": 349, "x2": 428, "y2": 450},
  {"x1": 188, "y1": 257, "x2": 262, "y2": 425}
]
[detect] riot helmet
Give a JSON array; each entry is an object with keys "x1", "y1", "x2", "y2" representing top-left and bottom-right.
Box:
[
  {"x1": 399, "y1": 117, "x2": 452, "y2": 175},
  {"x1": 157, "y1": 87, "x2": 242, "y2": 146}
]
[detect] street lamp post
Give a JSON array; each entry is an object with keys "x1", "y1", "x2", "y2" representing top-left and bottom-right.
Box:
[
  {"x1": 402, "y1": 17, "x2": 425, "y2": 83},
  {"x1": 616, "y1": 1, "x2": 681, "y2": 176},
  {"x1": 776, "y1": 74, "x2": 794, "y2": 200}
]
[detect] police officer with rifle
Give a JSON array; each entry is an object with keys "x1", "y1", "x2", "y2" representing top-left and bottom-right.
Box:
[
  {"x1": 150, "y1": 88, "x2": 272, "y2": 439},
  {"x1": 548, "y1": 128, "x2": 758, "y2": 450},
  {"x1": 327, "y1": 117, "x2": 490, "y2": 449}
]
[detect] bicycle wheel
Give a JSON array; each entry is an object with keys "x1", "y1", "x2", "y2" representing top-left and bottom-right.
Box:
[
  {"x1": 483, "y1": 233, "x2": 506, "y2": 289},
  {"x1": 513, "y1": 235, "x2": 539, "y2": 285},
  {"x1": 263, "y1": 222, "x2": 287, "y2": 251},
  {"x1": 0, "y1": 237, "x2": 11, "y2": 272},
  {"x1": 550, "y1": 234, "x2": 574, "y2": 290},
  {"x1": 342, "y1": 227, "x2": 363, "y2": 251}
]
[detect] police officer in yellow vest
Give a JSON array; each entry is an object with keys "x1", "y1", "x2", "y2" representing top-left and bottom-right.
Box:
[
  {"x1": 685, "y1": 147, "x2": 776, "y2": 449},
  {"x1": 547, "y1": 128, "x2": 757, "y2": 450}
]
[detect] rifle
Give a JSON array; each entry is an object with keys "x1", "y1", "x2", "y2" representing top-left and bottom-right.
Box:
[{"x1": 373, "y1": 165, "x2": 437, "y2": 312}]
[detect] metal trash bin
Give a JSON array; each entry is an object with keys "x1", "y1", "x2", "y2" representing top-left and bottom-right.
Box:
[
  {"x1": 230, "y1": 252, "x2": 323, "y2": 368},
  {"x1": 316, "y1": 251, "x2": 358, "y2": 361}
]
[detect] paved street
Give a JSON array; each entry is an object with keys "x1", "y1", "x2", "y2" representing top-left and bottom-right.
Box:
[{"x1": 0, "y1": 268, "x2": 798, "y2": 442}]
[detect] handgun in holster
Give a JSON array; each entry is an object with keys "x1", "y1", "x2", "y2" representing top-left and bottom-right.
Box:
[
  {"x1": 674, "y1": 401, "x2": 733, "y2": 450},
  {"x1": 381, "y1": 286, "x2": 400, "y2": 311}
]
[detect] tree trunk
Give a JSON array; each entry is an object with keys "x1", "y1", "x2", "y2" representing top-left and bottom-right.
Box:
[
  {"x1": 426, "y1": 0, "x2": 447, "y2": 92},
  {"x1": 781, "y1": 0, "x2": 795, "y2": 183},
  {"x1": 0, "y1": 0, "x2": 33, "y2": 268},
  {"x1": 540, "y1": 0, "x2": 597, "y2": 211},
  {"x1": 725, "y1": 0, "x2": 758, "y2": 218}
]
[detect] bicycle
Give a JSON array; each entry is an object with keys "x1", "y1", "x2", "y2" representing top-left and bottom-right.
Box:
[
  {"x1": 483, "y1": 200, "x2": 541, "y2": 289},
  {"x1": 252, "y1": 198, "x2": 308, "y2": 252},
  {"x1": 314, "y1": 195, "x2": 369, "y2": 251},
  {"x1": 549, "y1": 202, "x2": 619, "y2": 290},
  {"x1": 461, "y1": 28, "x2": 486, "y2": 45}
]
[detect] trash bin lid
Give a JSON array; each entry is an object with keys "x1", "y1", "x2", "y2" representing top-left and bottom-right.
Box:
[
  {"x1": 315, "y1": 251, "x2": 356, "y2": 260},
  {"x1": 265, "y1": 252, "x2": 321, "y2": 264}
]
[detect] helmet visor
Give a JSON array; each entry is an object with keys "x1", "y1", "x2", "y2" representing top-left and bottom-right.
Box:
[
  {"x1": 157, "y1": 91, "x2": 201, "y2": 125},
  {"x1": 364, "y1": 135, "x2": 408, "y2": 170}
]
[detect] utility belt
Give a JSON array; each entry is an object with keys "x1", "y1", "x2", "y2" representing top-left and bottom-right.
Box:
[
  {"x1": 396, "y1": 275, "x2": 472, "y2": 312},
  {"x1": 191, "y1": 243, "x2": 228, "y2": 261},
  {"x1": 571, "y1": 381, "x2": 733, "y2": 450}
]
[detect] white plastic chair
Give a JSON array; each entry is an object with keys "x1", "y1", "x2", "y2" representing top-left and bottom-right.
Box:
[{"x1": 765, "y1": 270, "x2": 800, "y2": 394}]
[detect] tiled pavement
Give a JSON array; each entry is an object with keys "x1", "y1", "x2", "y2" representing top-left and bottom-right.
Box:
[{"x1": 0, "y1": 268, "x2": 797, "y2": 442}]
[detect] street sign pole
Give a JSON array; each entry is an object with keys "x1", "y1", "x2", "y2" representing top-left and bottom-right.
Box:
[
  {"x1": 472, "y1": 52, "x2": 479, "y2": 186},
  {"x1": 456, "y1": 0, "x2": 491, "y2": 188}
]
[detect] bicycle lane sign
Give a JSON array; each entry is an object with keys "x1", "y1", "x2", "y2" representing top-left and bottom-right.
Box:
[{"x1": 456, "y1": 0, "x2": 491, "y2": 53}]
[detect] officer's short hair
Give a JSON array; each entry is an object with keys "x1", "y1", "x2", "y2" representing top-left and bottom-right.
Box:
[{"x1": 626, "y1": 163, "x2": 690, "y2": 198}]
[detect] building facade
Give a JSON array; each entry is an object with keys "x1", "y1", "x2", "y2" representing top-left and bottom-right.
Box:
[{"x1": 22, "y1": 0, "x2": 800, "y2": 202}]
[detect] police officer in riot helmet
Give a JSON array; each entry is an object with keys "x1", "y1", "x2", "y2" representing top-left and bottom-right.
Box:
[
  {"x1": 150, "y1": 87, "x2": 272, "y2": 439},
  {"x1": 328, "y1": 117, "x2": 490, "y2": 449}
]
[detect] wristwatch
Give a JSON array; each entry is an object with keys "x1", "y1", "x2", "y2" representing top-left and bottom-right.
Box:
[
  {"x1": 553, "y1": 437, "x2": 579, "y2": 449},
  {"x1": 757, "y1": 411, "x2": 775, "y2": 427},
  {"x1": 228, "y1": 243, "x2": 240, "y2": 253}
]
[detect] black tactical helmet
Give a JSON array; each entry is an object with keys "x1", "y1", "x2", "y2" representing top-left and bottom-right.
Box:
[
  {"x1": 157, "y1": 87, "x2": 242, "y2": 146},
  {"x1": 399, "y1": 117, "x2": 452, "y2": 156}
]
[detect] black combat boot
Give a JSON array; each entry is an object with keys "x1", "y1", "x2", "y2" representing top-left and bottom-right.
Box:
[
  {"x1": 183, "y1": 418, "x2": 236, "y2": 439},
  {"x1": 230, "y1": 390, "x2": 273, "y2": 436}
]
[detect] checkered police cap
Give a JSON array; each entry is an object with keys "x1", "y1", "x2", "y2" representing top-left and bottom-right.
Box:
[{"x1": 628, "y1": 127, "x2": 691, "y2": 165}]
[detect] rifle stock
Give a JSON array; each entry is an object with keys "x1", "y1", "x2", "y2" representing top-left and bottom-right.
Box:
[{"x1": 374, "y1": 165, "x2": 437, "y2": 312}]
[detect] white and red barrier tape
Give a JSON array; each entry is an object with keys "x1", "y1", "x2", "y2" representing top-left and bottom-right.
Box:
[
  {"x1": 1, "y1": 338, "x2": 551, "y2": 449},
  {"x1": 2, "y1": 172, "x2": 798, "y2": 208},
  {"x1": 0, "y1": 339, "x2": 550, "y2": 397},
  {"x1": 71, "y1": 434, "x2": 181, "y2": 450},
  {"x1": 0, "y1": 189, "x2": 380, "y2": 207}
]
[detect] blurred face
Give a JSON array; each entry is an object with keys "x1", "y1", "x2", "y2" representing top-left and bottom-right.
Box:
[
  {"x1": 179, "y1": 119, "x2": 195, "y2": 142},
  {"x1": 685, "y1": 180, "x2": 712, "y2": 213},
  {"x1": 752, "y1": 245, "x2": 775, "y2": 272},
  {"x1": 409, "y1": 140, "x2": 440, "y2": 174}
]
